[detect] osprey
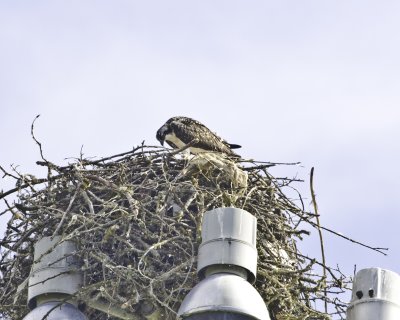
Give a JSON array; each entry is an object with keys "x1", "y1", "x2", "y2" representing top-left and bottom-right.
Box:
[{"x1": 156, "y1": 116, "x2": 241, "y2": 156}]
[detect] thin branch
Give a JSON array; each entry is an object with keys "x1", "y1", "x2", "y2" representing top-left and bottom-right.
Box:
[
  {"x1": 310, "y1": 167, "x2": 327, "y2": 313},
  {"x1": 0, "y1": 176, "x2": 61, "y2": 200},
  {"x1": 52, "y1": 183, "x2": 82, "y2": 237},
  {"x1": 30, "y1": 114, "x2": 47, "y2": 163},
  {"x1": 0, "y1": 165, "x2": 19, "y2": 180},
  {"x1": 308, "y1": 219, "x2": 388, "y2": 255}
]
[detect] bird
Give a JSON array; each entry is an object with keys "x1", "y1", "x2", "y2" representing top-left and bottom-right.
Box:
[{"x1": 156, "y1": 116, "x2": 241, "y2": 156}]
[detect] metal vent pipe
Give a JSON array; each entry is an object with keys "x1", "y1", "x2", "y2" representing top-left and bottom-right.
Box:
[
  {"x1": 178, "y1": 207, "x2": 270, "y2": 320},
  {"x1": 347, "y1": 267, "x2": 400, "y2": 320},
  {"x1": 23, "y1": 236, "x2": 87, "y2": 320}
]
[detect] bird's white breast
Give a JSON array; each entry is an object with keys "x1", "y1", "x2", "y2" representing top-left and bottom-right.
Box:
[
  {"x1": 165, "y1": 133, "x2": 186, "y2": 148},
  {"x1": 165, "y1": 133, "x2": 206, "y2": 154}
]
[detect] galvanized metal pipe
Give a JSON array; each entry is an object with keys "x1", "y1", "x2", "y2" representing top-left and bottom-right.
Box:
[{"x1": 347, "y1": 267, "x2": 400, "y2": 320}]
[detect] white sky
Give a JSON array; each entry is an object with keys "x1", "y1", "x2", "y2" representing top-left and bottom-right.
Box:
[{"x1": 1, "y1": 0, "x2": 400, "y2": 313}]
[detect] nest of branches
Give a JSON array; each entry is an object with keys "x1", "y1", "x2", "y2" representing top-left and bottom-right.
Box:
[{"x1": 0, "y1": 144, "x2": 351, "y2": 320}]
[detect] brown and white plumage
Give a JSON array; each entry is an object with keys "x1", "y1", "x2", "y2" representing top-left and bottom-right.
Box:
[{"x1": 156, "y1": 116, "x2": 241, "y2": 156}]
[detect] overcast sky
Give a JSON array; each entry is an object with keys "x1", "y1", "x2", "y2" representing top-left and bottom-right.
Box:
[{"x1": 1, "y1": 0, "x2": 400, "y2": 314}]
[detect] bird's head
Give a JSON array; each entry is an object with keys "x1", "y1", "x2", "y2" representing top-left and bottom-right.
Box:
[{"x1": 156, "y1": 124, "x2": 171, "y2": 146}]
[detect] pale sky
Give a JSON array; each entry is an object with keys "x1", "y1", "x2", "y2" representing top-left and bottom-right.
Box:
[{"x1": 1, "y1": 1, "x2": 400, "y2": 315}]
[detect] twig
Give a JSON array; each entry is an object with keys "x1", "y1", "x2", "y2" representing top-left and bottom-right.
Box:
[
  {"x1": 52, "y1": 183, "x2": 82, "y2": 237},
  {"x1": 30, "y1": 114, "x2": 47, "y2": 163},
  {"x1": 88, "y1": 146, "x2": 143, "y2": 164},
  {"x1": 241, "y1": 164, "x2": 276, "y2": 171},
  {"x1": 310, "y1": 167, "x2": 327, "y2": 314},
  {"x1": 0, "y1": 176, "x2": 60, "y2": 200},
  {"x1": 0, "y1": 165, "x2": 19, "y2": 180},
  {"x1": 308, "y1": 220, "x2": 388, "y2": 255}
]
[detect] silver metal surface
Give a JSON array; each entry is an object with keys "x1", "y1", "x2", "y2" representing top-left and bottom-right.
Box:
[
  {"x1": 178, "y1": 273, "x2": 270, "y2": 320},
  {"x1": 347, "y1": 267, "x2": 400, "y2": 320},
  {"x1": 23, "y1": 301, "x2": 87, "y2": 320},
  {"x1": 27, "y1": 236, "x2": 83, "y2": 308},
  {"x1": 198, "y1": 207, "x2": 257, "y2": 281}
]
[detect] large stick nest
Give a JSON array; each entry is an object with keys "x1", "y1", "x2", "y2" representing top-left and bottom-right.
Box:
[{"x1": 0, "y1": 145, "x2": 350, "y2": 319}]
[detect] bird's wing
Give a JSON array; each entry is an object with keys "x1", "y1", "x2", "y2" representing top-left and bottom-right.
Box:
[{"x1": 170, "y1": 119, "x2": 237, "y2": 155}]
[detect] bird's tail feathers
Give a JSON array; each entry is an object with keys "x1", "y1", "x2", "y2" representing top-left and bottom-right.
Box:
[{"x1": 228, "y1": 143, "x2": 241, "y2": 149}]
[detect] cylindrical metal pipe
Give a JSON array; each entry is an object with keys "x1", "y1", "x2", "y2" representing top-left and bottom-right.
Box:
[
  {"x1": 178, "y1": 208, "x2": 270, "y2": 320},
  {"x1": 23, "y1": 302, "x2": 87, "y2": 320},
  {"x1": 27, "y1": 236, "x2": 83, "y2": 309},
  {"x1": 347, "y1": 267, "x2": 400, "y2": 320},
  {"x1": 197, "y1": 207, "x2": 257, "y2": 282},
  {"x1": 23, "y1": 236, "x2": 87, "y2": 320}
]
